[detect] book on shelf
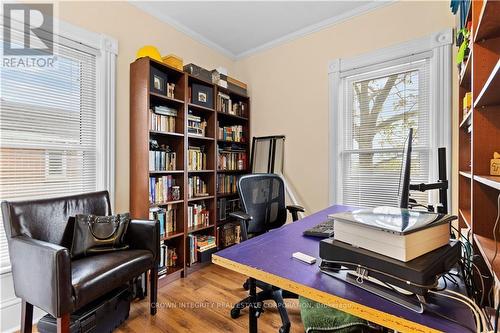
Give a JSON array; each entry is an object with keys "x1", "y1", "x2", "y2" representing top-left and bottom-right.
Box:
[
  {"x1": 218, "y1": 222, "x2": 241, "y2": 248},
  {"x1": 187, "y1": 234, "x2": 216, "y2": 265},
  {"x1": 158, "y1": 243, "x2": 178, "y2": 273},
  {"x1": 188, "y1": 175, "x2": 209, "y2": 198},
  {"x1": 216, "y1": 92, "x2": 247, "y2": 117},
  {"x1": 187, "y1": 110, "x2": 207, "y2": 137},
  {"x1": 217, "y1": 174, "x2": 238, "y2": 195},
  {"x1": 187, "y1": 201, "x2": 210, "y2": 229},
  {"x1": 150, "y1": 205, "x2": 177, "y2": 236},
  {"x1": 150, "y1": 106, "x2": 177, "y2": 133},
  {"x1": 217, "y1": 123, "x2": 245, "y2": 142},
  {"x1": 149, "y1": 175, "x2": 181, "y2": 204},
  {"x1": 187, "y1": 146, "x2": 207, "y2": 171},
  {"x1": 149, "y1": 147, "x2": 176, "y2": 171},
  {"x1": 217, "y1": 148, "x2": 247, "y2": 171}
]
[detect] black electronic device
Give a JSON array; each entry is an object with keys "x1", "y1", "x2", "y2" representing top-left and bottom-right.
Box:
[
  {"x1": 398, "y1": 128, "x2": 413, "y2": 209},
  {"x1": 319, "y1": 239, "x2": 461, "y2": 296},
  {"x1": 303, "y1": 219, "x2": 335, "y2": 238},
  {"x1": 38, "y1": 286, "x2": 131, "y2": 333},
  {"x1": 397, "y1": 128, "x2": 449, "y2": 214}
]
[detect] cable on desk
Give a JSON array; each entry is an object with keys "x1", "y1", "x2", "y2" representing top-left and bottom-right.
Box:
[
  {"x1": 443, "y1": 289, "x2": 487, "y2": 331},
  {"x1": 491, "y1": 193, "x2": 500, "y2": 265},
  {"x1": 429, "y1": 290, "x2": 481, "y2": 333}
]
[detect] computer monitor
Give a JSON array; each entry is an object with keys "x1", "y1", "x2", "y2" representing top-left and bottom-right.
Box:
[{"x1": 398, "y1": 128, "x2": 413, "y2": 209}]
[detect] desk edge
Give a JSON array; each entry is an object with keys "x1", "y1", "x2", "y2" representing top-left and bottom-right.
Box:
[{"x1": 212, "y1": 254, "x2": 441, "y2": 333}]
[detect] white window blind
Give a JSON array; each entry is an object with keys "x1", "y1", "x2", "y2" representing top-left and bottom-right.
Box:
[
  {"x1": 0, "y1": 28, "x2": 99, "y2": 269},
  {"x1": 340, "y1": 58, "x2": 431, "y2": 207}
]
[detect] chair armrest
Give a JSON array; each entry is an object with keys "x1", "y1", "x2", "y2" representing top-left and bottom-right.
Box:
[
  {"x1": 229, "y1": 211, "x2": 252, "y2": 241},
  {"x1": 126, "y1": 219, "x2": 160, "y2": 266},
  {"x1": 229, "y1": 211, "x2": 253, "y2": 221},
  {"x1": 286, "y1": 205, "x2": 305, "y2": 222},
  {"x1": 9, "y1": 236, "x2": 73, "y2": 317}
]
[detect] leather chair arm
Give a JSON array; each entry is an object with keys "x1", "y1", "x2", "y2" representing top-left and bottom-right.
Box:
[
  {"x1": 9, "y1": 236, "x2": 73, "y2": 317},
  {"x1": 126, "y1": 219, "x2": 159, "y2": 266},
  {"x1": 286, "y1": 205, "x2": 305, "y2": 222}
]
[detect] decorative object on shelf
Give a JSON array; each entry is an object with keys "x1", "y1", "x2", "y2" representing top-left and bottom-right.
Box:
[
  {"x1": 150, "y1": 66, "x2": 168, "y2": 95},
  {"x1": 171, "y1": 186, "x2": 181, "y2": 201},
  {"x1": 463, "y1": 92, "x2": 472, "y2": 118},
  {"x1": 184, "y1": 63, "x2": 212, "y2": 82},
  {"x1": 136, "y1": 45, "x2": 162, "y2": 62},
  {"x1": 211, "y1": 67, "x2": 228, "y2": 88},
  {"x1": 456, "y1": 24, "x2": 470, "y2": 66},
  {"x1": 491, "y1": 152, "x2": 500, "y2": 176},
  {"x1": 167, "y1": 82, "x2": 175, "y2": 99},
  {"x1": 191, "y1": 83, "x2": 213, "y2": 108},
  {"x1": 218, "y1": 222, "x2": 241, "y2": 248},
  {"x1": 162, "y1": 54, "x2": 183, "y2": 70}
]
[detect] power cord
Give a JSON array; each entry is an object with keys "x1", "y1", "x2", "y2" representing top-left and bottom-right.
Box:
[{"x1": 491, "y1": 193, "x2": 500, "y2": 265}]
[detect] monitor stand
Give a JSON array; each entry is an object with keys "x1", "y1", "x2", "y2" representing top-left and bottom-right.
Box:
[{"x1": 320, "y1": 268, "x2": 425, "y2": 313}]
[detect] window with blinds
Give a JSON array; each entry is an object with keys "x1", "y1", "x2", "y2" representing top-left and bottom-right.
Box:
[
  {"x1": 340, "y1": 59, "x2": 431, "y2": 207},
  {"x1": 0, "y1": 29, "x2": 99, "y2": 269}
]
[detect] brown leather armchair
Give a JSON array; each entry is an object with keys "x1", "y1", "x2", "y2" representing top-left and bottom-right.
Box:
[{"x1": 1, "y1": 191, "x2": 159, "y2": 333}]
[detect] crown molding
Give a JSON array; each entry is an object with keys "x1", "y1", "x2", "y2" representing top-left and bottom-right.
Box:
[
  {"x1": 129, "y1": 1, "x2": 237, "y2": 60},
  {"x1": 130, "y1": 1, "x2": 394, "y2": 61},
  {"x1": 236, "y1": 1, "x2": 394, "y2": 59}
]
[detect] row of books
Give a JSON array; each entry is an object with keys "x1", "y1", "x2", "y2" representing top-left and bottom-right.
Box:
[
  {"x1": 188, "y1": 176, "x2": 209, "y2": 198},
  {"x1": 217, "y1": 124, "x2": 245, "y2": 142},
  {"x1": 218, "y1": 222, "x2": 241, "y2": 249},
  {"x1": 216, "y1": 92, "x2": 247, "y2": 117},
  {"x1": 188, "y1": 146, "x2": 207, "y2": 171},
  {"x1": 159, "y1": 243, "x2": 178, "y2": 271},
  {"x1": 149, "y1": 149, "x2": 176, "y2": 171},
  {"x1": 149, "y1": 106, "x2": 177, "y2": 133},
  {"x1": 187, "y1": 111, "x2": 207, "y2": 137},
  {"x1": 217, "y1": 149, "x2": 247, "y2": 171},
  {"x1": 188, "y1": 201, "x2": 210, "y2": 230},
  {"x1": 187, "y1": 234, "x2": 216, "y2": 265},
  {"x1": 217, "y1": 174, "x2": 238, "y2": 195},
  {"x1": 149, "y1": 206, "x2": 177, "y2": 237},
  {"x1": 149, "y1": 176, "x2": 181, "y2": 204}
]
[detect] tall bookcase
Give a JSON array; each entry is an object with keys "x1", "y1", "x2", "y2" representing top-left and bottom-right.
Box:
[
  {"x1": 457, "y1": 0, "x2": 500, "y2": 284},
  {"x1": 130, "y1": 57, "x2": 250, "y2": 284}
]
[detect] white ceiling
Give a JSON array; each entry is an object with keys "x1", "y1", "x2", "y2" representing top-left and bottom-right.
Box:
[{"x1": 131, "y1": 1, "x2": 392, "y2": 59}]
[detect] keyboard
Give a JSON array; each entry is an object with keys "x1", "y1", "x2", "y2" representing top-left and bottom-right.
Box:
[{"x1": 303, "y1": 219, "x2": 335, "y2": 238}]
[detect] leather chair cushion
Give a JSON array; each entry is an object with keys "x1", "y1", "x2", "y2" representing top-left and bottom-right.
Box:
[{"x1": 71, "y1": 249, "x2": 153, "y2": 309}]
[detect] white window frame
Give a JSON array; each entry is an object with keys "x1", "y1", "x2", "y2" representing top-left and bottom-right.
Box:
[
  {"x1": 328, "y1": 28, "x2": 452, "y2": 209},
  {"x1": 0, "y1": 17, "x2": 118, "y2": 333}
]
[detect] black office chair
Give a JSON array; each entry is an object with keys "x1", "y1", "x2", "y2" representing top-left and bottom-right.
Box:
[{"x1": 229, "y1": 173, "x2": 304, "y2": 333}]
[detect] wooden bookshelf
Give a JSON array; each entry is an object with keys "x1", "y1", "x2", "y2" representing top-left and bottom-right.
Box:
[
  {"x1": 130, "y1": 57, "x2": 250, "y2": 282},
  {"x1": 456, "y1": 0, "x2": 500, "y2": 281}
]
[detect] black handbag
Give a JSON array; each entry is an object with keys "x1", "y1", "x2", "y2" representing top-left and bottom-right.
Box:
[{"x1": 71, "y1": 213, "x2": 130, "y2": 258}]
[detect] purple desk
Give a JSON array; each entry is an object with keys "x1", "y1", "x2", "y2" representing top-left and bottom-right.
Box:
[{"x1": 213, "y1": 205, "x2": 475, "y2": 333}]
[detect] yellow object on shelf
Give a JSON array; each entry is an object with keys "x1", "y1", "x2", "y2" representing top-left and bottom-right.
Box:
[
  {"x1": 162, "y1": 54, "x2": 183, "y2": 70},
  {"x1": 136, "y1": 45, "x2": 162, "y2": 62},
  {"x1": 491, "y1": 152, "x2": 500, "y2": 176},
  {"x1": 463, "y1": 92, "x2": 472, "y2": 118}
]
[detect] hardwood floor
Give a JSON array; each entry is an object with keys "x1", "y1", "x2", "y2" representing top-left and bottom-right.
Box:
[
  {"x1": 28, "y1": 264, "x2": 304, "y2": 333},
  {"x1": 117, "y1": 264, "x2": 304, "y2": 333}
]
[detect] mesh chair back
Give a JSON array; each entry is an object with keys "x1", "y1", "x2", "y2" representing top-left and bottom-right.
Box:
[{"x1": 237, "y1": 174, "x2": 287, "y2": 235}]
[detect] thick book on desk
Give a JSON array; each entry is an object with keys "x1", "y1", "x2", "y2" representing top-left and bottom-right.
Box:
[{"x1": 329, "y1": 207, "x2": 456, "y2": 262}]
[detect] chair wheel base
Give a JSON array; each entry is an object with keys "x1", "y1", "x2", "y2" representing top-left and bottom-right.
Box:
[{"x1": 230, "y1": 307, "x2": 241, "y2": 319}]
